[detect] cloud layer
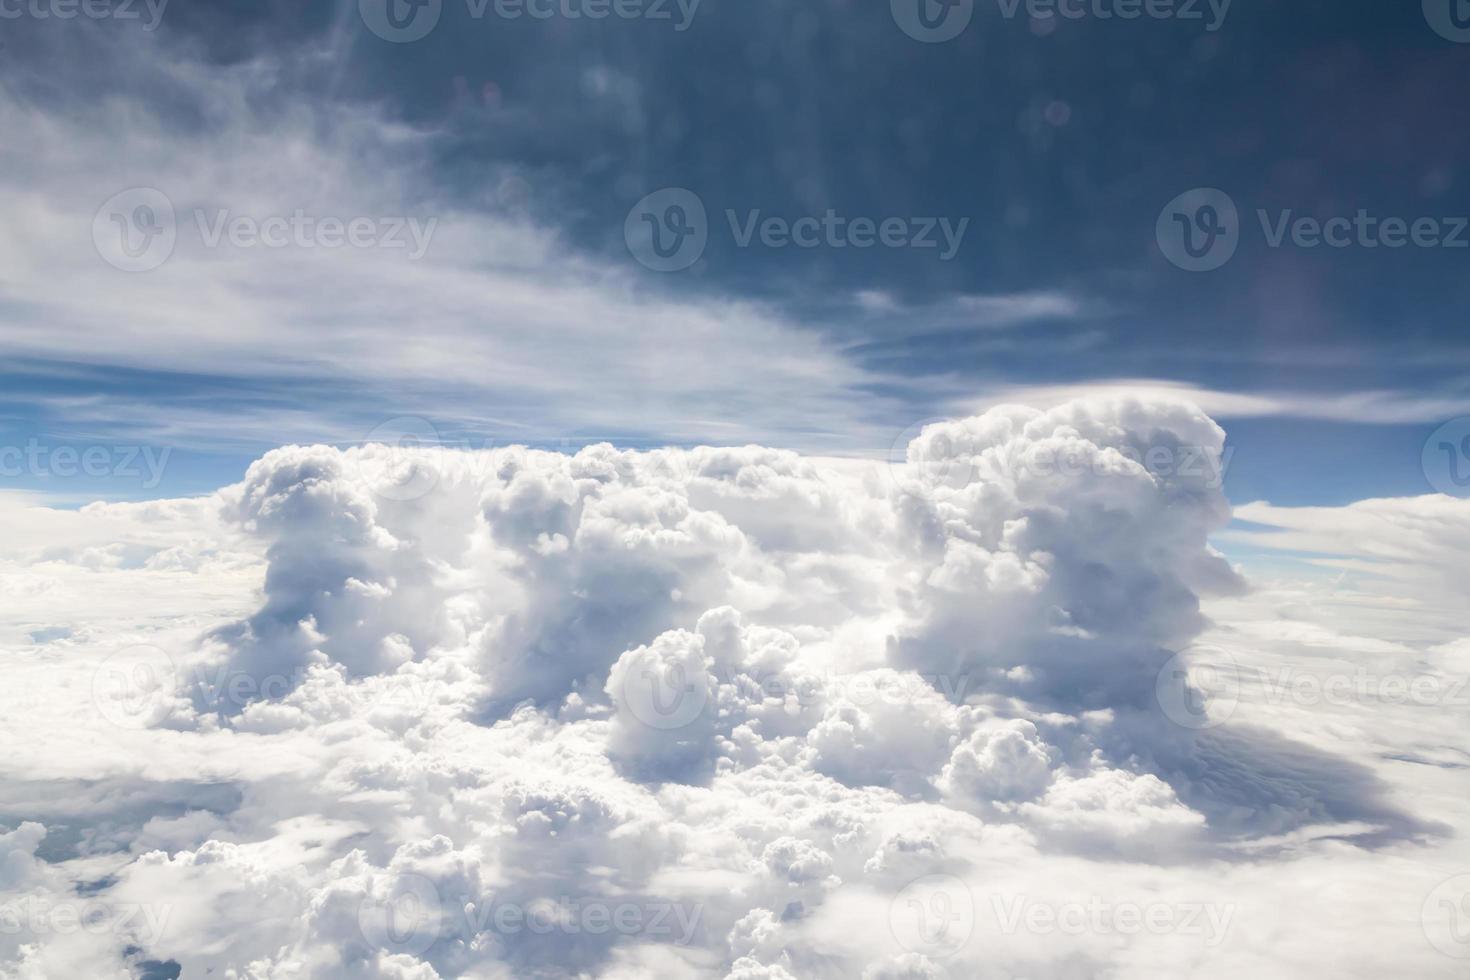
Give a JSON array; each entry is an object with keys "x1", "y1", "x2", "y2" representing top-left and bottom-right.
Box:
[{"x1": 2, "y1": 397, "x2": 1465, "y2": 978}]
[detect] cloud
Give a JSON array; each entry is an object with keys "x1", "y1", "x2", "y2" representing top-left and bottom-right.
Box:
[
  {"x1": 0, "y1": 25, "x2": 899, "y2": 457},
  {"x1": 0, "y1": 397, "x2": 1462, "y2": 978},
  {"x1": 851, "y1": 290, "x2": 1092, "y2": 331},
  {"x1": 1226, "y1": 495, "x2": 1470, "y2": 607},
  {"x1": 886, "y1": 398, "x2": 1242, "y2": 713},
  {"x1": 939, "y1": 720, "x2": 1055, "y2": 807},
  {"x1": 5, "y1": 23, "x2": 1461, "y2": 483},
  {"x1": 969, "y1": 381, "x2": 1470, "y2": 425}
]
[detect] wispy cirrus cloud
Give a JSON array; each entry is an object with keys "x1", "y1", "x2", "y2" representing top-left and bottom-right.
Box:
[{"x1": 965, "y1": 380, "x2": 1470, "y2": 425}]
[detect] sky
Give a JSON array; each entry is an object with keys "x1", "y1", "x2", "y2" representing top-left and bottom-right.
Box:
[
  {"x1": 0, "y1": 0, "x2": 1468, "y2": 505},
  {"x1": 2, "y1": 4, "x2": 1470, "y2": 980}
]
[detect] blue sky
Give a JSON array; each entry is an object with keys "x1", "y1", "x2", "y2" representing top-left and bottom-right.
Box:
[{"x1": 1, "y1": 0, "x2": 1468, "y2": 505}]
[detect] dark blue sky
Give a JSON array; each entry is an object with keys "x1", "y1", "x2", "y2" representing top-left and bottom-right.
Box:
[{"x1": 1, "y1": 0, "x2": 1468, "y2": 504}]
